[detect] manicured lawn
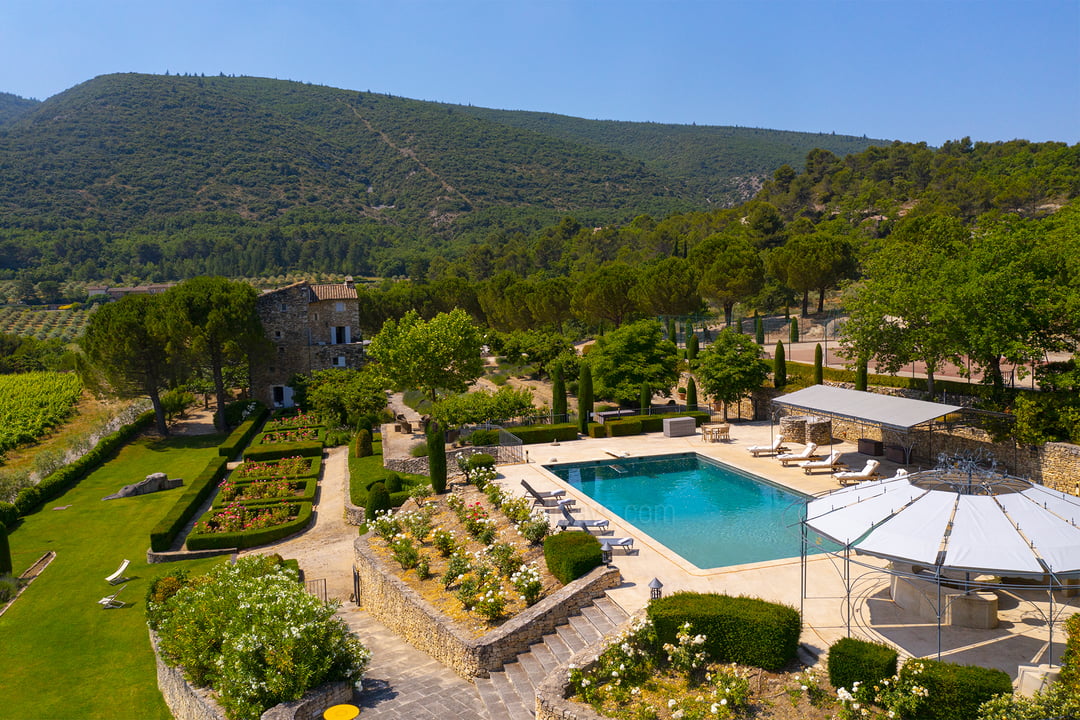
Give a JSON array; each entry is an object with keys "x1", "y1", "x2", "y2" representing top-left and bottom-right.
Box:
[{"x1": 0, "y1": 433, "x2": 227, "y2": 720}]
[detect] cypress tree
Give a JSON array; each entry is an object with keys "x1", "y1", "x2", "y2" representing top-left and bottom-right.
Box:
[
  {"x1": 667, "y1": 318, "x2": 676, "y2": 343},
  {"x1": 789, "y1": 317, "x2": 799, "y2": 344},
  {"x1": 578, "y1": 364, "x2": 593, "y2": 434},
  {"x1": 552, "y1": 366, "x2": 567, "y2": 422},
  {"x1": 640, "y1": 383, "x2": 651, "y2": 414},
  {"x1": 686, "y1": 377, "x2": 698, "y2": 412},
  {"x1": 687, "y1": 333, "x2": 699, "y2": 362},
  {"x1": 814, "y1": 343, "x2": 824, "y2": 385},
  {"x1": 0, "y1": 521, "x2": 11, "y2": 576},
  {"x1": 427, "y1": 423, "x2": 447, "y2": 493},
  {"x1": 856, "y1": 358, "x2": 869, "y2": 391},
  {"x1": 774, "y1": 341, "x2": 787, "y2": 389},
  {"x1": 754, "y1": 313, "x2": 764, "y2": 344}
]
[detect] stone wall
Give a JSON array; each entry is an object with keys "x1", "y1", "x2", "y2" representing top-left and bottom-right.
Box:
[
  {"x1": 353, "y1": 533, "x2": 622, "y2": 679},
  {"x1": 151, "y1": 629, "x2": 354, "y2": 720}
]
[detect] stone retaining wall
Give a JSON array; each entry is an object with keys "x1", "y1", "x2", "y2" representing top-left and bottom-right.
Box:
[
  {"x1": 151, "y1": 630, "x2": 353, "y2": 720},
  {"x1": 535, "y1": 610, "x2": 643, "y2": 720},
  {"x1": 353, "y1": 533, "x2": 622, "y2": 679}
]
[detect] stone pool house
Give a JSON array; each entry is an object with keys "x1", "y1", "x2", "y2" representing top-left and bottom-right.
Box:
[{"x1": 251, "y1": 278, "x2": 366, "y2": 408}]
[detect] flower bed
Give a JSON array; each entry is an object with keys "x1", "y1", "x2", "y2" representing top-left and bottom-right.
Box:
[
  {"x1": 232, "y1": 455, "x2": 321, "y2": 480},
  {"x1": 211, "y1": 477, "x2": 317, "y2": 507},
  {"x1": 187, "y1": 501, "x2": 313, "y2": 551},
  {"x1": 255, "y1": 426, "x2": 325, "y2": 445},
  {"x1": 264, "y1": 411, "x2": 321, "y2": 431}
]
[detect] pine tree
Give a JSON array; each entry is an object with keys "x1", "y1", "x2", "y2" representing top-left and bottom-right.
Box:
[
  {"x1": 773, "y1": 341, "x2": 787, "y2": 389},
  {"x1": 578, "y1": 364, "x2": 593, "y2": 434},
  {"x1": 814, "y1": 343, "x2": 824, "y2": 385}
]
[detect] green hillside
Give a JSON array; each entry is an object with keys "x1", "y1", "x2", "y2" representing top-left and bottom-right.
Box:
[{"x1": 0, "y1": 92, "x2": 38, "y2": 127}]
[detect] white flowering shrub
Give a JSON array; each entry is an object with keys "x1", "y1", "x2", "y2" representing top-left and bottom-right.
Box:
[
  {"x1": 663, "y1": 622, "x2": 708, "y2": 677},
  {"x1": 153, "y1": 556, "x2": 370, "y2": 720},
  {"x1": 510, "y1": 562, "x2": 543, "y2": 605},
  {"x1": 516, "y1": 510, "x2": 550, "y2": 545}
]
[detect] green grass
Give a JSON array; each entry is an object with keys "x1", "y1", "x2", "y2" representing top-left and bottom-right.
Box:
[{"x1": 0, "y1": 432, "x2": 227, "y2": 720}]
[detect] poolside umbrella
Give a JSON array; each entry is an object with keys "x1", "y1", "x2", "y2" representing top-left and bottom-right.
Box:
[{"x1": 802, "y1": 470, "x2": 1080, "y2": 658}]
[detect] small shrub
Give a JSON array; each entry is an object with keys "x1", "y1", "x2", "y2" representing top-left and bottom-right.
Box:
[
  {"x1": 365, "y1": 483, "x2": 392, "y2": 521},
  {"x1": 486, "y1": 542, "x2": 521, "y2": 577},
  {"x1": 905, "y1": 658, "x2": 1012, "y2": 720},
  {"x1": 432, "y1": 528, "x2": 457, "y2": 557},
  {"x1": 442, "y1": 551, "x2": 471, "y2": 588},
  {"x1": 828, "y1": 636, "x2": 898, "y2": 692},
  {"x1": 0, "y1": 521, "x2": 11, "y2": 575},
  {"x1": 390, "y1": 534, "x2": 420, "y2": 569},
  {"x1": 468, "y1": 453, "x2": 496, "y2": 472},
  {"x1": 0, "y1": 573, "x2": 18, "y2": 603},
  {"x1": 517, "y1": 512, "x2": 551, "y2": 545},
  {"x1": 509, "y1": 423, "x2": 579, "y2": 444},
  {"x1": 468, "y1": 428, "x2": 500, "y2": 446},
  {"x1": 409, "y1": 443, "x2": 429, "y2": 458},
  {"x1": 415, "y1": 554, "x2": 431, "y2": 581},
  {"x1": 384, "y1": 472, "x2": 403, "y2": 494},
  {"x1": 353, "y1": 428, "x2": 372, "y2": 457},
  {"x1": 511, "y1": 562, "x2": 543, "y2": 605},
  {"x1": 0, "y1": 501, "x2": 17, "y2": 528},
  {"x1": 544, "y1": 531, "x2": 602, "y2": 585}
]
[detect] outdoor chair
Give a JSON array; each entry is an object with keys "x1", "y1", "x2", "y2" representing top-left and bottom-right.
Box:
[
  {"x1": 603, "y1": 537, "x2": 636, "y2": 553},
  {"x1": 747, "y1": 435, "x2": 788, "y2": 457},
  {"x1": 558, "y1": 503, "x2": 610, "y2": 534},
  {"x1": 776, "y1": 442, "x2": 820, "y2": 466},
  {"x1": 521, "y1": 479, "x2": 574, "y2": 508},
  {"x1": 800, "y1": 450, "x2": 844, "y2": 475},
  {"x1": 836, "y1": 459, "x2": 882, "y2": 485},
  {"x1": 98, "y1": 587, "x2": 125, "y2": 609},
  {"x1": 105, "y1": 559, "x2": 130, "y2": 585}
]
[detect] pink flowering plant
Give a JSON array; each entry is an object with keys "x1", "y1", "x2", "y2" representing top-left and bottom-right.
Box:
[
  {"x1": 264, "y1": 411, "x2": 321, "y2": 431},
  {"x1": 217, "y1": 478, "x2": 296, "y2": 504},
  {"x1": 260, "y1": 427, "x2": 320, "y2": 444},
  {"x1": 233, "y1": 456, "x2": 312, "y2": 479},
  {"x1": 194, "y1": 502, "x2": 295, "y2": 534}
]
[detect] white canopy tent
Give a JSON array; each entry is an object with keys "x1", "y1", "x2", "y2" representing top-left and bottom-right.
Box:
[
  {"x1": 773, "y1": 385, "x2": 963, "y2": 431},
  {"x1": 801, "y1": 467, "x2": 1080, "y2": 659}
]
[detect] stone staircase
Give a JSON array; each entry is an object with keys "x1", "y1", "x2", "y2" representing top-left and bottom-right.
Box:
[{"x1": 475, "y1": 595, "x2": 629, "y2": 719}]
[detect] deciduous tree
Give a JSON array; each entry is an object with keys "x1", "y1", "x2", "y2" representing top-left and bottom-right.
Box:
[
  {"x1": 588, "y1": 319, "x2": 678, "y2": 405},
  {"x1": 696, "y1": 330, "x2": 770, "y2": 421}
]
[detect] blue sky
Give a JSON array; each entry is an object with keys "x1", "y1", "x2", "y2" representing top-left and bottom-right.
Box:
[{"x1": 1, "y1": 0, "x2": 1077, "y2": 146}]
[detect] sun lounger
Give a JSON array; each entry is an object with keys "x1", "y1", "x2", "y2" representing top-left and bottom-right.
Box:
[
  {"x1": 836, "y1": 460, "x2": 882, "y2": 485},
  {"x1": 558, "y1": 503, "x2": 610, "y2": 533},
  {"x1": 98, "y1": 587, "x2": 125, "y2": 609},
  {"x1": 776, "y1": 442, "x2": 819, "y2": 467},
  {"x1": 521, "y1": 479, "x2": 574, "y2": 508},
  {"x1": 800, "y1": 450, "x2": 844, "y2": 475},
  {"x1": 747, "y1": 435, "x2": 788, "y2": 457},
  {"x1": 601, "y1": 537, "x2": 635, "y2": 553},
  {"x1": 604, "y1": 448, "x2": 630, "y2": 458},
  {"x1": 105, "y1": 559, "x2": 130, "y2": 585}
]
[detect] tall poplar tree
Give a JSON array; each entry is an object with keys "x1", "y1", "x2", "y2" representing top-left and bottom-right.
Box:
[{"x1": 577, "y1": 364, "x2": 593, "y2": 434}]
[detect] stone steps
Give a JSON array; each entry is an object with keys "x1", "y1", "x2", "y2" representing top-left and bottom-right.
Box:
[{"x1": 475, "y1": 594, "x2": 628, "y2": 719}]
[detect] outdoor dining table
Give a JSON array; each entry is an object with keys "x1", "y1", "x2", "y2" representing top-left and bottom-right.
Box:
[{"x1": 702, "y1": 424, "x2": 730, "y2": 442}]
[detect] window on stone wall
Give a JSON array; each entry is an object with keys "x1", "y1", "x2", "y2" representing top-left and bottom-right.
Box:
[
  {"x1": 274, "y1": 330, "x2": 282, "y2": 339},
  {"x1": 335, "y1": 301, "x2": 345, "y2": 312},
  {"x1": 332, "y1": 355, "x2": 346, "y2": 367},
  {"x1": 332, "y1": 326, "x2": 351, "y2": 344}
]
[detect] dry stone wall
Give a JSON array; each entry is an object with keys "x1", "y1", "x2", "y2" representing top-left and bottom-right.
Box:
[{"x1": 353, "y1": 533, "x2": 621, "y2": 679}]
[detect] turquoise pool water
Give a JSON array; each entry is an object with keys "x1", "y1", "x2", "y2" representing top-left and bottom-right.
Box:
[{"x1": 544, "y1": 452, "x2": 822, "y2": 570}]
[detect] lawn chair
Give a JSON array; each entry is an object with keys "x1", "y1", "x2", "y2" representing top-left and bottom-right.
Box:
[
  {"x1": 521, "y1": 479, "x2": 574, "y2": 508},
  {"x1": 800, "y1": 450, "x2": 845, "y2": 475},
  {"x1": 558, "y1": 503, "x2": 610, "y2": 534},
  {"x1": 776, "y1": 442, "x2": 819, "y2": 467},
  {"x1": 603, "y1": 537, "x2": 636, "y2": 553},
  {"x1": 746, "y1": 435, "x2": 788, "y2": 457},
  {"x1": 836, "y1": 460, "x2": 882, "y2": 485},
  {"x1": 98, "y1": 586, "x2": 125, "y2": 609},
  {"x1": 105, "y1": 559, "x2": 130, "y2": 585}
]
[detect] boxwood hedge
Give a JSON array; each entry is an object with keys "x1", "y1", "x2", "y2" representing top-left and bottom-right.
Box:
[
  {"x1": 648, "y1": 592, "x2": 801, "y2": 671},
  {"x1": 231, "y1": 456, "x2": 321, "y2": 480},
  {"x1": 185, "y1": 501, "x2": 314, "y2": 551},
  {"x1": 827, "y1": 636, "x2": 898, "y2": 692},
  {"x1": 243, "y1": 441, "x2": 323, "y2": 462},
  {"x1": 217, "y1": 404, "x2": 269, "y2": 458},
  {"x1": 149, "y1": 455, "x2": 230, "y2": 552},
  {"x1": 508, "y1": 423, "x2": 580, "y2": 444},
  {"x1": 211, "y1": 477, "x2": 318, "y2": 508},
  {"x1": 903, "y1": 658, "x2": 1012, "y2": 720},
  {"x1": 544, "y1": 531, "x2": 602, "y2": 585}
]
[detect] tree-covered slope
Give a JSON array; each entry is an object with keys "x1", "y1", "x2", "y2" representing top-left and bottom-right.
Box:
[{"x1": 0, "y1": 92, "x2": 38, "y2": 128}]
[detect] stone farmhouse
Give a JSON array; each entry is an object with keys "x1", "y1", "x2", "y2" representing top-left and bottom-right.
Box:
[{"x1": 252, "y1": 278, "x2": 366, "y2": 408}]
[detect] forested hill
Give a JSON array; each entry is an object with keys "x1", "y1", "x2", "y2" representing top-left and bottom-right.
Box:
[
  {"x1": 0, "y1": 92, "x2": 38, "y2": 127},
  {"x1": 0, "y1": 73, "x2": 886, "y2": 236},
  {"x1": 451, "y1": 106, "x2": 881, "y2": 202}
]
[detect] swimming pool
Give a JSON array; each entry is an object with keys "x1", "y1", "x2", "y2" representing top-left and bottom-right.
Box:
[{"x1": 544, "y1": 452, "x2": 824, "y2": 570}]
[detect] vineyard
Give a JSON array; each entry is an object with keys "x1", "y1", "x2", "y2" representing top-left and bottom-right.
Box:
[
  {"x1": 0, "y1": 306, "x2": 94, "y2": 341},
  {"x1": 0, "y1": 371, "x2": 83, "y2": 454}
]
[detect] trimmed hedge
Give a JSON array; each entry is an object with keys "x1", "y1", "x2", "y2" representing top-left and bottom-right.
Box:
[
  {"x1": 587, "y1": 423, "x2": 606, "y2": 438},
  {"x1": 365, "y1": 483, "x2": 392, "y2": 521},
  {"x1": 348, "y1": 440, "x2": 427, "y2": 509},
  {"x1": 0, "y1": 501, "x2": 16, "y2": 528},
  {"x1": 15, "y1": 409, "x2": 156, "y2": 518},
  {"x1": 149, "y1": 455, "x2": 230, "y2": 552},
  {"x1": 251, "y1": 426, "x2": 326, "y2": 447},
  {"x1": 544, "y1": 531, "x2": 602, "y2": 585},
  {"x1": 607, "y1": 418, "x2": 642, "y2": 436},
  {"x1": 353, "y1": 429, "x2": 373, "y2": 458},
  {"x1": 508, "y1": 423, "x2": 579, "y2": 444},
  {"x1": 211, "y1": 476, "x2": 318, "y2": 508},
  {"x1": 903, "y1": 658, "x2": 1012, "y2": 720},
  {"x1": 185, "y1": 501, "x2": 314, "y2": 551},
  {"x1": 243, "y1": 441, "x2": 323, "y2": 462},
  {"x1": 218, "y1": 404, "x2": 269, "y2": 457},
  {"x1": 827, "y1": 637, "x2": 898, "y2": 692},
  {"x1": 648, "y1": 592, "x2": 801, "y2": 671}
]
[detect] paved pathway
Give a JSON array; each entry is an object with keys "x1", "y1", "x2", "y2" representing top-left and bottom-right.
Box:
[{"x1": 240, "y1": 436, "x2": 490, "y2": 718}]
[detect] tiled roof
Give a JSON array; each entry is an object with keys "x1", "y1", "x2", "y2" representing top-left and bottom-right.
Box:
[{"x1": 310, "y1": 283, "x2": 357, "y2": 301}]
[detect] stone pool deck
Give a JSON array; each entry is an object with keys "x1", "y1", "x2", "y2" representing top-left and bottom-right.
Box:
[{"x1": 493, "y1": 420, "x2": 1069, "y2": 678}]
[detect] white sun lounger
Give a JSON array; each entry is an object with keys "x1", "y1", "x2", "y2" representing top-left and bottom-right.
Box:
[
  {"x1": 776, "y1": 442, "x2": 819, "y2": 466},
  {"x1": 98, "y1": 587, "x2": 125, "y2": 609},
  {"x1": 604, "y1": 448, "x2": 630, "y2": 458},
  {"x1": 836, "y1": 459, "x2": 882, "y2": 485},
  {"x1": 105, "y1": 559, "x2": 130, "y2": 585},
  {"x1": 800, "y1": 450, "x2": 844, "y2": 474},
  {"x1": 747, "y1": 435, "x2": 788, "y2": 457},
  {"x1": 558, "y1": 503, "x2": 611, "y2": 534}
]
